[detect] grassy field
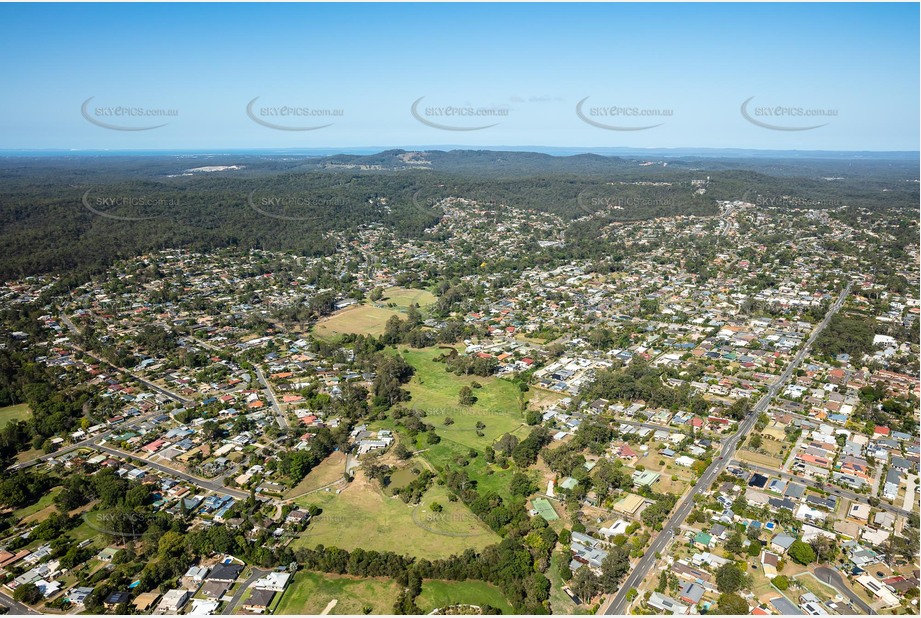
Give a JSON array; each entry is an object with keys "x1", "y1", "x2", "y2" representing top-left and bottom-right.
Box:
[
  {"x1": 15, "y1": 447, "x2": 43, "y2": 464},
  {"x1": 284, "y1": 451, "x2": 347, "y2": 499},
  {"x1": 633, "y1": 450, "x2": 696, "y2": 496},
  {"x1": 414, "y1": 432, "x2": 528, "y2": 499},
  {"x1": 13, "y1": 487, "x2": 61, "y2": 522},
  {"x1": 377, "y1": 287, "x2": 436, "y2": 309},
  {"x1": 275, "y1": 571, "x2": 402, "y2": 615},
  {"x1": 292, "y1": 470, "x2": 499, "y2": 559},
  {"x1": 0, "y1": 403, "x2": 29, "y2": 428},
  {"x1": 400, "y1": 347, "x2": 527, "y2": 449},
  {"x1": 737, "y1": 449, "x2": 784, "y2": 468},
  {"x1": 393, "y1": 346, "x2": 532, "y2": 499},
  {"x1": 313, "y1": 305, "x2": 404, "y2": 339},
  {"x1": 416, "y1": 580, "x2": 515, "y2": 614}
]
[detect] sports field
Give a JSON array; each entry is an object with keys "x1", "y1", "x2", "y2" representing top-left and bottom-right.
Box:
[{"x1": 532, "y1": 498, "x2": 559, "y2": 521}]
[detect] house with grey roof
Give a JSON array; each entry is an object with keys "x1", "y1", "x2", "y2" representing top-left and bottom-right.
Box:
[
  {"x1": 883, "y1": 468, "x2": 902, "y2": 501},
  {"x1": 648, "y1": 592, "x2": 689, "y2": 615},
  {"x1": 677, "y1": 582, "x2": 705, "y2": 605},
  {"x1": 770, "y1": 596, "x2": 803, "y2": 615},
  {"x1": 771, "y1": 533, "x2": 796, "y2": 554}
]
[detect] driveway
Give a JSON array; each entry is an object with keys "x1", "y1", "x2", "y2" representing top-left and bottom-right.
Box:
[{"x1": 221, "y1": 568, "x2": 271, "y2": 615}]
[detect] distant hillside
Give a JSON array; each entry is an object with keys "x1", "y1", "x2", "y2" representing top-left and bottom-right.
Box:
[{"x1": 0, "y1": 149, "x2": 916, "y2": 282}]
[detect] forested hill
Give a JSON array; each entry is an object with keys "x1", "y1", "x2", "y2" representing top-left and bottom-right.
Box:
[{"x1": 0, "y1": 150, "x2": 917, "y2": 282}]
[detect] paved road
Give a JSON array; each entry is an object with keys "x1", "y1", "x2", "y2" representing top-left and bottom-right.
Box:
[
  {"x1": 221, "y1": 567, "x2": 270, "y2": 615},
  {"x1": 254, "y1": 365, "x2": 290, "y2": 429},
  {"x1": 95, "y1": 444, "x2": 249, "y2": 500},
  {"x1": 8, "y1": 408, "x2": 164, "y2": 471},
  {"x1": 737, "y1": 462, "x2": 914, "y2": 519},
  {"x1": 60, "y1": 313, "x2": 193, "y2": 405},
  {"x1": 814, "y1": 566, "x2": 875, "y2": 614},
  {"x1": 604, "y1": 283, "x2": 851, "y2": 615},
  {"x1": 0, "y1": 589, "x2": 42, "y2": 615}
]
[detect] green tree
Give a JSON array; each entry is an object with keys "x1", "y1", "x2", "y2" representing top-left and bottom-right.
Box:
[
  {"x1": 458, "y1": 386, "x2": 475, "y2": 406},
  {"x1": 772, "y1": 575, "x2": 790, "y2": 591},
  {"x1": 13, "y1": 582, "x2": 43, "y2": 604},
  {"x1": 717, "y1": 593, "x2": 750, "y2": 615},
  {"x1": 571, "y1": 567, "x2": 600, "y2": 602},
  {"x1": 599, "y1": 546, "x2": 631, "y2": 593},
  {"x1": 716, "y1": 563, "x2": 747, "y2": 594},
  {"x1": 788, "y1": 540, "x2": 816, "y2": 565}
]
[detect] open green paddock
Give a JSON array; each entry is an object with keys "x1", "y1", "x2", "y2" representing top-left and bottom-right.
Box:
[{"x1": 291, "y1": 472, "x2": 499, "y2": 560}]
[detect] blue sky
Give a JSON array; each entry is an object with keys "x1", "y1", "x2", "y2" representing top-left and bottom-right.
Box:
[{"x1": 0, "y1": 2, "x2": 917, "y2": 151}]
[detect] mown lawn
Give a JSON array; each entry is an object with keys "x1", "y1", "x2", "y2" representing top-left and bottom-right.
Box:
[
  {"x1": 416, "y1": 579, "x2": 515, "y2": 614},
  {"x1": 275, "y1": 571, "x2": 402, "y2": 615},
  {"x1": 0, "y1": 403, "x2": 30, "y2": 428}
]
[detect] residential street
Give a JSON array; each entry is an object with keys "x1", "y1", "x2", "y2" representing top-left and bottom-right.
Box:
[{"x1": 603, "y1": 283, "x2": 852, "y2": 615}]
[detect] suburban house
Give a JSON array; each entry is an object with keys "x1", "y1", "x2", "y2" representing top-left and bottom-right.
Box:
[{"x1": 242, "y1": 588, "x2": 275, "y2": 613}]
